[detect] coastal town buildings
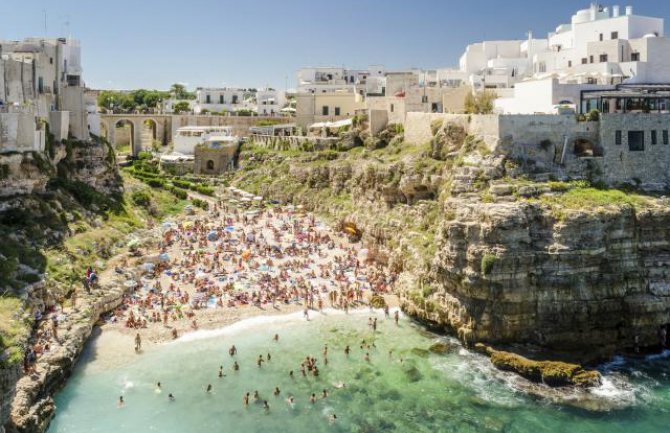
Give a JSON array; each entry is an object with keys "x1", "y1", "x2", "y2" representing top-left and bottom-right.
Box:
[
  {"x1": 295, "y1": 66, "x2": 469, "y2": 127},
  {"x1": 441, "y1": 4, "x2": 670, "y2": 114},
  {"x1": 0, "y1": 37, "x2": 89, "y2": 152}
]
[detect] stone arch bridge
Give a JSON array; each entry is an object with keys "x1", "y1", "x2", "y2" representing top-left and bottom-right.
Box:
[{"x1": 99, "y1": 114, "x2": 285, "y2": 156}]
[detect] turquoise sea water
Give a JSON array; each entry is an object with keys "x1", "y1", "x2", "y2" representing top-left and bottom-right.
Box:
[{"x1": 48, "y1": 310, "x2": 670, "y2": 433}]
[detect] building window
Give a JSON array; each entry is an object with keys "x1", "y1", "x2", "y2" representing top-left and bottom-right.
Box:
[
  {"x1": 628, "y1": 131, "x2": 644, "y2": 151},
  {"x1": 664, "y1": 130, "x2": 669, "y2": 145},
  {"x1": 206, "y1": 94, "x2": 211, "y2": 103},
  {"x1": 581, "y1": 58, "x2": 588, "y2": 65},
  {"x1": 49, "y1": 57, "x2": 53, "y2": 64},
  {"x1": 322, "y1": 106, "x2": 329, "y2": 115},
  {"x1": 652, "y1": 130, "x2": 658, "y2": 145},
  {"x1": 615, "y1": 130, "x2": 622, "y2": 145},
  {"x1": 599, "y1": 33, "x2": 603, "y2": 41},
  {"x1": 568, "y1": 61, "x2": 572, "y2": 67},
  {"x1": 206, "y1": 160, "x2": 215, "y2": 170},
  {"x1": 232, "y1": 95, "x2": 239, "y2": 104},
  {"x1": 334, "y1": 107, "x2": 341, "y2": 116},
  {"x1": 589, "y1": 55, "x2": 594, "y2": 64},
  {"x1": 631, "y1": 52, "x2": 640, "y2": 61},
  {"x1": 599, "y1": 54, "x2": 608, "y2": 63},
  {"x1": 390, "y1": 104, "x2": 394, "y2": 113},
  {"x1": 421, "y1": 95, "x2": 428, "y2": 103},
  {"x1": 219, "y1": 95, "x2": 224, "y2": 104},
  {"x1": 611, "y1": 31, "x2": 619, "y2": 39}
]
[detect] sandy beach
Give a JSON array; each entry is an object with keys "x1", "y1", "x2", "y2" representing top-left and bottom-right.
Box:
[{"x1": 92, "y1": 188, "x2": 399, "y2": 367}]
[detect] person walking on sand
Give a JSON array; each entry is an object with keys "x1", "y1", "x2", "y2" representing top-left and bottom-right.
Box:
[{"x1": 134, "y1": 333, "x2": 142, "y2": 352}]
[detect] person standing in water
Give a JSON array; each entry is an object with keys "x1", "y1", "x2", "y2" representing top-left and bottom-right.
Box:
[
  {"x1": 118, "y1": 396, "x2": 124, "y2": 407},
  {"x1": 134, "y1": 333, "x2": 142, "y2": 352},
  {"x1": 394, "y1": 310, "x2": 399, "y2": 325}
]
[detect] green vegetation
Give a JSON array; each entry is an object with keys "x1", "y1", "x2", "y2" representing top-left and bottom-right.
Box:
[
  {"x1": 481, "y1": 254, "x2": 497, "y2": 275},
  {"x1": 464, "y1": 90, "x2": 497, "y2": 114},
  {"x1": 0, "y1": 296, "x2": 32, "y2": 366},
  {"x1": 191, "y1": 198, "x2": 209, "y2": 210},
  {"x1": 172, "y1": 101, "x2": 191, "y2": 114},
  {"x1": 97, "y1": 89, "x2": 171, "y2": 112},
  {"x1": 540, "y1": 186, "x2": 651, "y2": 211}
]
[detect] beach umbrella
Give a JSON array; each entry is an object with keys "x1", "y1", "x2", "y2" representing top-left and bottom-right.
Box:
[
  {"x1": 142, "y1": 263, "x2": 155, "y2": 272},
  {"x1": 162, "y1": 221, "x2": 174, "y2": 229},
  {"x1": 207, "y1": 231, "x2": 218, "y2": 241},
  {"x1": 225, "y1": 226, "x2": 235, "y2": 232},
  {"x1": 195, "y1": 272, "x2": 208, "y2": 280},
  {"x1": 159, "y1": 253, "x2": 170, "y2": 262},
  {"x1": 253, "y1": 196, "x2": 263, "y2": 201}
]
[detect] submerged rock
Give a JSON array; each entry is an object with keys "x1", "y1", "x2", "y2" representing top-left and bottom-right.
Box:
[{"x1": 478, "y1": 344, "x2": 601, "y2": 388}]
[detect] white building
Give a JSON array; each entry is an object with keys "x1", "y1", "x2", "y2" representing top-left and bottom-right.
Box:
[
  {"x1": 193, "y1": 88, "x2": 250, "y2": 114},
  {"x1": 173, "y1": 125, "x2": 235, "y2": 154},
  {"x1": 256, "y1": 88, "x2": 286, "y2": 116},
  {"x1": 0, "y1": 37, "x2": 89, "y2": 152},
  {"x1": 446, "y1": 4, "x2": 670, "y2": 114}
]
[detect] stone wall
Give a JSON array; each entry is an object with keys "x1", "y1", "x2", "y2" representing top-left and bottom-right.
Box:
[
  {"x1": 194, "y1": 145, "x2": 238, "y2": 175},
  {"x1": 600, "y1": 113, "x2": 670, "y2": 189},
  {"x1": 0, "y1": 113, "x2": 43, "y2": 153},
  {"x1": 404, "y1": 112, "x2": 670, "y2": 188}
]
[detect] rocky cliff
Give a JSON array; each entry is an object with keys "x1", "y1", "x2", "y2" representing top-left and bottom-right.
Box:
[
  {"x1": 231, "y1": 129, "x2": 670, "y2": 362},
  {"x1": 0, "y1": 136, "x2": 122, "y2": 433}
]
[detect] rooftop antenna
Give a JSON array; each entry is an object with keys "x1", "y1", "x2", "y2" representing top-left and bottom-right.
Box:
[
  {"x1": 64, "y1": 15, "x2": 71, "y2": 39},
  {"x1": 43, "y1": 9, "x2": 48, "y2": 37}
]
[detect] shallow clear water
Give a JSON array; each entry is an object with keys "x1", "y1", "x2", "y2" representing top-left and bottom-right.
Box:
[{"x1": 49, "y1": 310, "x2": 670, "y2": 433}]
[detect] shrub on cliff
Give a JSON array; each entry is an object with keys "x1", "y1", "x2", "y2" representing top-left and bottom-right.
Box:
[
  {"x1": 481, "y1": 254, "x2": 496, "y2": 275},
  {"x1": 131, "y1": 190, "x2": 151, "y2": 208}
]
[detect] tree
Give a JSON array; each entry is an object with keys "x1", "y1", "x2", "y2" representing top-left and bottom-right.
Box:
[
  {"x1": 170, "y1": 83, "x2": 196, "y2": 100},
  {"x1": 172, "y1": 101, "x2": 191, "y2": 114},
  {"x1": 463, "y1": 90, "x2": 497, "y2": 114}
]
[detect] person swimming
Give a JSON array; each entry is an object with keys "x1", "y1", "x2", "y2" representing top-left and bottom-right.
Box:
[
  {"x1": 206, "y1": 384, "x2": 212, "y2": 393},
  {"x1": 229, "y1": 345, "x2": 237, "y2": 356},
  {"x1": 263, "y1": 400, "x2": 270, "y2": 412},
  {"x1": 243, "y1": 392, "x2": 250, "y2": 406},
  {"x1": 257, "y1": 355, "x2": 265, "y2": 368},
  {"x1": 253, "y1": 390, "x2": 260, "y2": 401},
  {"x1": 155, "y1": 382, "x2": 162, "y2": 393},
  {"x1": 267, "y1": 352, "x2": 271, "y2": 362},
  {"x1": 344, "y1": 345, "x2": 350, "y2": 356},
  {"x1": 118, "y1": 396, "x2": 124, "y2": 407},
  {"x1": 274, "y1": 387, "x2": 281, "y2": 396},
  {"x1": 309, "y1": 393, "x2": 317, "y2": 404},
  {"x1": 322, "y1": 388, "x2": 328, "y2": 398},
  {"x1": 289, "y1": 370, "x2": 294, "y2": 379},
  {"x1": 273, "y1": 333, "x2": 279, "y2": 342},
  {"x1": 168, "y1": 393, "x2": 175, "y2": 401},
  {"x1": 233, "y1": 361, "x2": 239, "y2": 371}
]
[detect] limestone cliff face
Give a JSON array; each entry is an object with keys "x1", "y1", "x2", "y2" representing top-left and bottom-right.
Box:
[
  {"x1": 0, "y1": 137, "x2": 122, "y2": 433},
  {"x1": 416, "y1": 200, "x2": 670, "y2": 356},
  {"x1": 234, "y1": 137, "x2": 670, "y2": 360}
]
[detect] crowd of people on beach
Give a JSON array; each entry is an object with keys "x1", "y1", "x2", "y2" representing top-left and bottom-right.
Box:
[{"x1": 106, "y1": 197, "x2": 396, "y2": 342}]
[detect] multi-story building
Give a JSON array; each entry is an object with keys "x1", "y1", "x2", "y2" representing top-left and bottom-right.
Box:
[
  {"x1": 438, "y1": 4, "x2": 670, "y2": 114},
  {"x1": 295, "y1": 66, "x2": 470, "y2": 127},
  {"x1": 193, "y1": 87, "x2": 251, "y2": 114},
  {"x1": 0, "y1": 37, "x2": 89, "y2": 152},
  {"x1": 256, "y1": 88, "x2": 286, "y2": 116}
]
